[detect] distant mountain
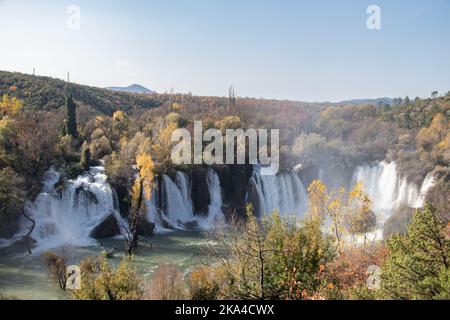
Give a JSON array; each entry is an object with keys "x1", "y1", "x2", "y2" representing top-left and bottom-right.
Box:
[
  {"x1": 336, "y1": 97, "x2": 394, "y2": 106},
  {"x1": 107, "y1": 84, "x2": 154, "y2": 94}
]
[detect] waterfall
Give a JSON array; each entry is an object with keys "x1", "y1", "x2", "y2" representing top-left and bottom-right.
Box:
[
  {"x1": 161, "y1": 172, "x2": 196, "y2": 229},
  {"x1": 202, "y1": 168, "x2": 225, "y2": 227},
  {"x1": 250, "y1": 168, "x2": 308, "y2": 217},
  {"x1": 351, "y1": 162, "x2": 435, "y2": 215},
  {"x1": 147, "y1": 169, "x2": 225, "y2": 231},
  {"x1": 417, "y1": 172, "x2": 436, "y2": 208},
  {"x1": 28, "y1": 166, "x2": 121, "y2": 250}
]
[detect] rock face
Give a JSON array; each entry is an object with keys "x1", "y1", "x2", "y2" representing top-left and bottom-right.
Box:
[
  {"x1": 137, "y1": 217, "x2": 155, "y2": 236},
  {"x1": 190, "y1": 167, "x2": 211, "y2": 216},
  {"x1": 0, "y1": 217, "x2": 20, "y2": 239},
  {"x1": 90, "y1": 213, "x2": 120, "y2": 239},
  {"x1": 215, "y1": 164, "x2": 254, "y2": 218}
]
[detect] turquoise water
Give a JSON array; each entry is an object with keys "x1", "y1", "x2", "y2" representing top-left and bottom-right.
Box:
[{"x1": 0, "y1": 231, "x2": 208, "y2": 300}]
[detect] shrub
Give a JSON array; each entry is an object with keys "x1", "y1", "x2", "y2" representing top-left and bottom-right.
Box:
[
  {"x1": 72, "y1": 255, "x2": 142, "y2": 300},
  {"x1": 43, "y1": 251, "x2": 68, "y2": 291},
  {"x1": 187, "y1": 266, "x2": 220, "y2": 300},
  {"x1": 145, "y1": 263, "x2": 186, "y2": 300}
]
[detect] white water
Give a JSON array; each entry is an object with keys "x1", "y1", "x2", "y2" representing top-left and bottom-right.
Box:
[
  {"x1": 351, "y1": 162, "x2": 435, "y2": 220},
  {"x1": 250, "y1": 168, "x2": 308, "y2": 217},
  {"x1": 202, "y1": 168, "x2": 225, "y2": 227},
  {"x1": 161, "y1": 172, "x2": 196, "y2": 229},
  {"x1": 26, "y1": 166, "x2": 122, "y2": 250},
  {"x1": 149, "y1": 170, "x2": 225, "y2": 231}
]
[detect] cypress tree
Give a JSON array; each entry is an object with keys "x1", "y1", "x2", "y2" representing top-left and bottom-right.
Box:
[{"x1": 66, "y1": 95, "x2": 78, "y2": 138}]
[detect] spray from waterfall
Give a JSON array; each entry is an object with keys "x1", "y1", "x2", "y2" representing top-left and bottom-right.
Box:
[{"x1": 27, "y1": 166, "x2": 122, "y2": 250}]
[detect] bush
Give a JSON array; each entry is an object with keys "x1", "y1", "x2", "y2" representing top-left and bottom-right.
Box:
[
  {"x1": 72, "y1": 255, "x2": 142, "y2": 300},
  {"x1": 187, "y1": 266, "x2": 220, "y2": 300},
  {"x1": 90, "y1": 136, "x2": 112, "y2": 160},
  {"x1": 145, "y1": 263, "x2": 186, "y2": 300},
  {"x1": 43, "y1": 251, "x2": 68, "y2": 291}
]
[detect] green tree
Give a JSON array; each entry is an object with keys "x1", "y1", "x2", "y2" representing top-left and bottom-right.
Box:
[
  {"x1": 0, "y1": 167, "x2": 25, "y2": 238},
  {"x1": 65, "y1": 96, "x2": 78, "y2": 138},
  {"x1": 382, "y1": 204, "x2": 449, "y2": 299}
]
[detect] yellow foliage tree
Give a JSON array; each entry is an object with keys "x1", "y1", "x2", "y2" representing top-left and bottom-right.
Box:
[
  {"x1": 127, "y1": 152, "x2": 154, "y2": 255},
  {"x1": 0, "y1": 94, "x2": 22, "y2": 118},
  {"x1": 152, "y1": 122, "x2": 178, "y2": 174},
  {"x1": 171, "y1": 103, "x2": 184, "y2": 112},
  {"x1": 307, "y1": 180, "x2": 375, "y2": 253},
  {"x1": 73, "y1": 255, "x2": 142, "y2": 300}
]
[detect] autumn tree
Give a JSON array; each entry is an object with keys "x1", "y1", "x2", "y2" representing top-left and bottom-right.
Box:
[
  {"x1": 14, "y1": 111, "x2": 60, "y2": 176},
  {"x1": 80, "y1": 141, "x2": 91, "y2": 171},
  {"x1": 73, "y1": 254, "x2": 142, "y2": 300},
  {"x1": 207, "y1": 206, "x2": 334, "y2": 300},
  {"x1": 145, "y1": 263, "x2": 186, "y2": 300},
  {"x1": 0, "y1": 94, "x2": 22, "y2": 118},
  {"x1": 152, "y1": 122, "x2": 178, "y2": 174},
  {"x1": 126, "y1": 152, "x2": 154, "y2": 255},
  {"x1": 307, "y1": 180, "x2": 375, "y2": 253},
  {"x1": 345, "y1": 182, "x2": 377, "y2": 248},
  {"x1": 112, "y1": 110, "x2": 129, "y2": 135}
]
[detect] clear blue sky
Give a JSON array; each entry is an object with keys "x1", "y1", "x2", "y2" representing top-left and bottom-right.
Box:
[{"x1": 1, "y1": 0, "x2": 449, "y2": 102}]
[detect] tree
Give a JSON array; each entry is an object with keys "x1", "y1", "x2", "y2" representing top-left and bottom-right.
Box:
[
  {"x1": 152, "y1": 122, "x2": 178, "y2": 174},
  {"x1": 229, "y1": 85, "x2": 236, "y2": 109},
  {"x1": 80, "y1": 141, "x2": 91, "y2": 171},
  {"x1": 0, "y1": 167, "x2": 25, "y2": 239},
  {"x1": 0, "y1": 94, "x2": 22, "y2": 118},
  {"x1": 73, "y1": 254, "x2": 142, "y2": 300},
  {"x1": 145, "y1": 263, "x2": 186, "y2": 300},
  {"x1": 187, "y1": 266, "x2": 220, "y2": 300},
  {"x1": 112, "y1": 110, "x2": 129, "y2": 134},
  {"x1": 65, "y1": 95, "x2": 78, "y2": 138},
  {"x1": 43, "y1": 251, "x2": 68, "y2": 291},
  {"x1": 207, "y1": 206, "x2": 334, "y2": 300},
  {"x1": 382, "y1": 204, "x2": 449, "y2": 299},
  {"x1": 345, "y1": 182, "x2": 377, "y2": 248},
  {"x1": 126, "y1": 152, "x2": 154, "y2": 255},
  {"x1": 307, "y1": 180, "x2": 375, "y2": 253},
  {"x1": 14, "y1": 111, "x2": 59, "y2": 176}
]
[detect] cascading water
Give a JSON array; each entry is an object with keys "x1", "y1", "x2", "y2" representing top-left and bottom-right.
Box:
[
  {"x1": 351, "y1": 161, "x2": 435, "y2": 217},
  {"x1": 250, "y1": 168, "x2": 308, "y2": 217},
  {"x1": 147, "y1": 169, "x2": 225, "y2": 231},
  {"x1": 161, "y1": 172, "x2": 196, "y2": 229},
  {"x1": 202, "y1": 168, "x2": 225, "y2": 227},
  {"x1": 27, "y1": 166, "x2": 121, "y2": 250}
]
